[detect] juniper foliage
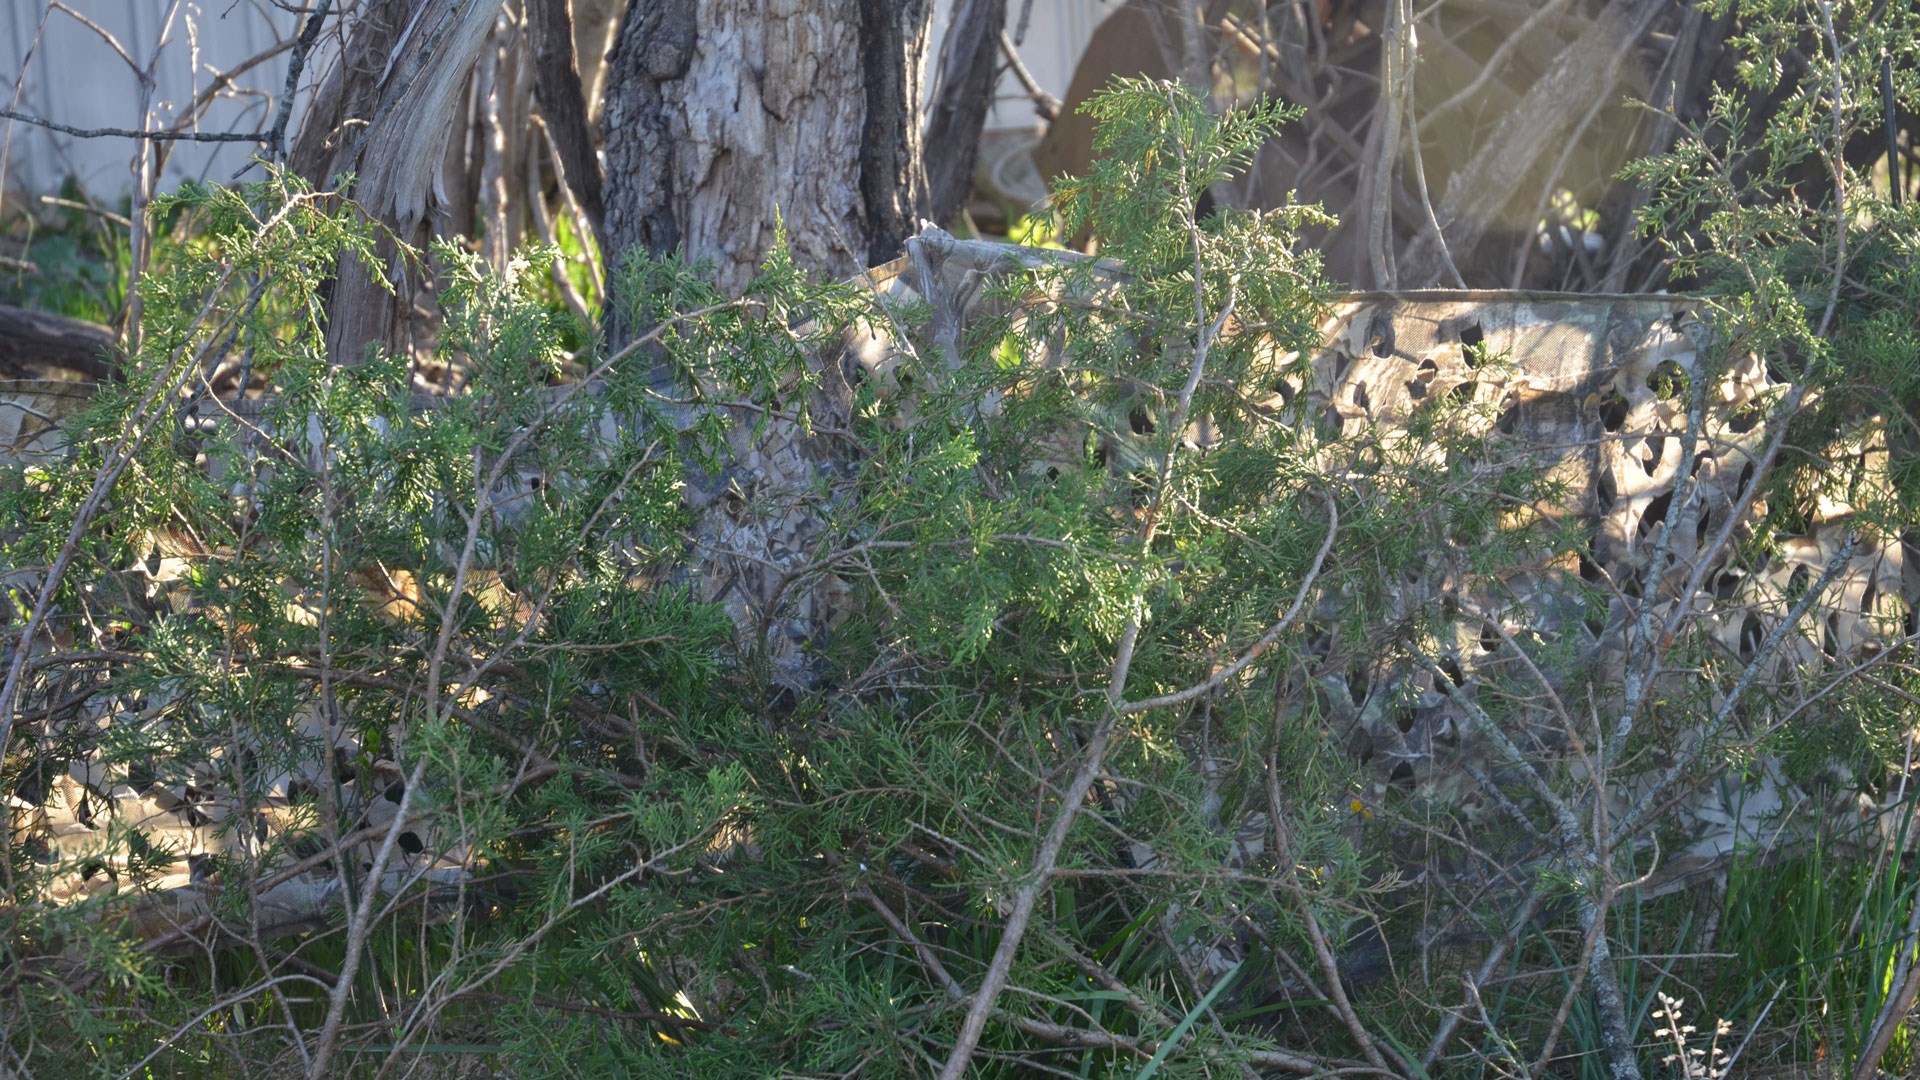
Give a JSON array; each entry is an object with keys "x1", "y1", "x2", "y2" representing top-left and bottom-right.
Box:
[{"x1": 1, "y1": 45, "x2": 1918, "y2": 1078}]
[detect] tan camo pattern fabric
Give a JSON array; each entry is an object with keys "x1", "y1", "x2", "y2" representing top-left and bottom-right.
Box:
[{"x1": 1278, "y1": 292, "x2": 1906, "y2": 895}]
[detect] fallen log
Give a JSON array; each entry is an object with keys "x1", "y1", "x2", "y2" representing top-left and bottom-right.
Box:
[{"x1": 0, "y1": 302, "x2": 117, "y2": 380}]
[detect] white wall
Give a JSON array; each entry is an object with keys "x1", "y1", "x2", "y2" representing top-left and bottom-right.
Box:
[
  {"x1": 1, "y1": 1, "x2": 303, "y2": 203},
  {"x1": 929, "y1": 0, "x2": 1117, "y2": 133},
  {"x1": 994, "y1": 1, "x2": 1116, "y2": 131}
]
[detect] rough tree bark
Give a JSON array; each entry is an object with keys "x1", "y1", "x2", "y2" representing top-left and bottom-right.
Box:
[
  {"x1": 527, "y1": 0, "x2": 606, "y2": 238},
  {"x1": 598, "y1": 0, "x2": 940, "y2": 688},
  {"x1": 600, "y1": 0, "x2": 933, "y2": 300},
  {"x1": 923, "y1": 0, "x2": 1007, "y2": 227},
  {"x1": 292, "y1": 0, "x2": 500, "y2": 364}
]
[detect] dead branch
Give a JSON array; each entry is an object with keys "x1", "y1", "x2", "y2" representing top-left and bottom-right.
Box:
[{"x1": 0, "y1": 303, "x2": 116, "y2": 379}]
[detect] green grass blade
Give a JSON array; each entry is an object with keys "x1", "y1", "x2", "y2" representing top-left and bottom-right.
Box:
[{"x1": 1133, "y1": 960, "x2": 1241, "y2": 1080}]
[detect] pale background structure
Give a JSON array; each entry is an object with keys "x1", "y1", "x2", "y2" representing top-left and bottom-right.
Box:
[{"x1": 1, "y1": 0, "x2": 1115, "y2": 202}]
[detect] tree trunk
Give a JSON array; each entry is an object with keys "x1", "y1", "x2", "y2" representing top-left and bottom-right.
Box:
[
  {"x1": 599, "y1": 0, "x2": 935, "y2": 689},
  {"x1": 601, "y1": 0, "x2": 932, "y2": 299},
  {"x1": 527, "y1": 0, "x2": 606, "y2": 239},
  {"x1": 292, "y1": 0, "x2": 501, "y2": 364},
  {"x1": 922, "y1": 0, "x2": 1007, "y2": 228}
]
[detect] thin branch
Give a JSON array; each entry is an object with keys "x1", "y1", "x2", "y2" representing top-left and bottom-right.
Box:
[
  {"x1": 998, "y1": 29, "x2": 1060, "y2": 121},
  {"x1": 1404, "y1": 79, "x2": 1465, "y2": 288},
  {"x1": 0, "y1": 107, "x2": 265, "y2": 143},
  {"x1": 1885, "y1": 55, "x2": 1905, "y2": 209},
  {"x1": 1422, "y1": 888, "x2": 1548, "y2": 1069},
  {"x1": 38, "y1": 194, "x2": 132, "y2": 228},
  {"x1": 1119, "y1": 491, "x2": 1336, "y2": 714},
  {"x1": 1814, "y1": 0, "x2": 1851, "y2": 339},
  {"x1": 167, "y1": 36, "x2": 298, "y2": 140},
  {"x1": 48, "y1": 1, "x2": 138, "y2": 73},
  {"x1": 1611, "y1": 531, "x2": 1860, "y2": 849},
  {"x1": 379, "y1": 827, "x2": 724, "y2": 1066},
  {"x1": 1265, "y1": 760, "x2": 1398, "y2": 1074},
  {"x1": 113, "y1": 975, "x2": 335, "y2": 1080},
  {"x1": 263, "y1": 0, "x2": 334, "y2": 162},
  {"x1": 1414, "y1": 0, "x2": 1575, "y2": 132},
  {"x1": 858, "y1": 887, "x2": 965, "y2": 1000}
]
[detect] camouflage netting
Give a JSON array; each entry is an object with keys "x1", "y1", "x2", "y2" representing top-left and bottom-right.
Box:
[
  {"x1": 884, "y1": 234, "x2": 1913, "y2": 888},
  {"x1": 2, "y1": 232, "x2": 1912, "y2": 940},
  {"x1": 1269, "y1": 288, "x2": 1907, "y2": 898}
]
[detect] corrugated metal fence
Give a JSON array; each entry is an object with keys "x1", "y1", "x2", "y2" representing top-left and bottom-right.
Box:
[
  {"x1": 1, "y1": 1, "x2": 301, "y2": 202},
  {"x1": 1, "y1": 0, "x2": 1115, "y2": 203}
]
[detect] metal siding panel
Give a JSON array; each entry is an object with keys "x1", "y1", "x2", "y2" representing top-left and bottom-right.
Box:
[
  {"x1": 2, "y1": 0, "x2": 297, "y2": 198},
  {"x1": 985, "y1": 0, "x2": 1115, "y2": 133}
]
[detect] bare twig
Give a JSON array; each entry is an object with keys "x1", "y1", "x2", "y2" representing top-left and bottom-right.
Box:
[
  {"x1": 44, "y1": 1, "x2": 135, "y2": 71},
  {"x1": 1265, "y1": 761, "x2": 1399, "y2": 1074},
  {"x1": 1611, "y1": 531, "x2": 1860, "y2": 849},
  {"x1": 0, "y1": 107, "x2": 265, "y2": 143},
  {"x1": 1465, "y1": 976, "x2": 1531, "y2": 1079},
  {"x1": 1814, "y1": 0, "x2": 1851, "y2": 339},
  {"x1": 859, "y1": 887, "x2": 966, "y2": 1000},
  {"x1": 38, "y1": 194, "x2": 133, "y2": 227},
  {"x1": 1885, "y1": 55, "x2": 1905, "y2": 209},
  {"x1": 262, "y1": 0, "x2": 335, "y2": 163},
  {"x1": 526, "y1": 115, "x2": 596, "y2": 324},
  {"x1": 123, "y1": 0, "x2": 187, "y2": 347},
  {"x1": 1422, "y1": 887, "x2": 1548, "y2": 1069},
  {"x1": 1403, "y1": 76, "x2": 1465, "y2": 287},
  {"x1": 1118, "y1": 492, "x2": 1335, "y2": 715},
  {"x1": 113, "y1": 975, "x2": 335, "y2": 1080},
  {"x1": 1416, "y1": 0, "x2": 1575, "y2": 132},
  {"x1": 998, "y1": 29, "x2": 1060, "y2": 122},
  {"x1": 378, "y1": 827, "x2": 725, "y2": 1069}
]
